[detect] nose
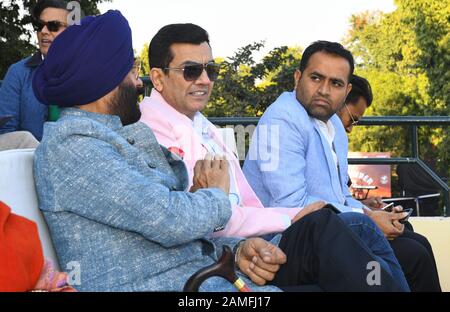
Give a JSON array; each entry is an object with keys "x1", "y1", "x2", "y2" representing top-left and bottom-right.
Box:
[
  {"x1": 136, "y1": 78, "x2": 144, "y2": 88},
  {"x1": 40, "y1": 25, "x2": 51, "y2": 35},
  {"x1": 317, "y1": 80, "x2": 330, "y2": 96},
  {"x1": 195, "y1": 68, "x2": 212, "y2": 84}
]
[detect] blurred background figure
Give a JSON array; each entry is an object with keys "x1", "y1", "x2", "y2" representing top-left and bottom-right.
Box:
[{"x1": 0, "y1": 0, "x2": 70, "y2": 143}]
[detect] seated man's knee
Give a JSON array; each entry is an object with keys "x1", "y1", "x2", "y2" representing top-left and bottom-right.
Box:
[
  {"x1": 406, "y1": 231, "x2": 433, "y2": 252},
  {"x1": 392, "y1": 237, "x2": 430, "y2": 264}
]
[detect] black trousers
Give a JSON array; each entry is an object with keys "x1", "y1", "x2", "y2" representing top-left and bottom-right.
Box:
[
  {"x1": 270, "y1": 209, "x2": 403, "y2": 292},
  {"x1": 389, "y1": 229, "x2": 441, "y2": 292}
]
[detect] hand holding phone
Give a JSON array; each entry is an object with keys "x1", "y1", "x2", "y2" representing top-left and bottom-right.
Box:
[
  {"x1": 382, "y1": 202, "x2": 395, "y2": 212},
  {"x1": 398, "y1": 208, "x2": 413, "y2": 224}
]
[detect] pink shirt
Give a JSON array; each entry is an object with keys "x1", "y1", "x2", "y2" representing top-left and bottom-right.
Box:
[{"x1": 139, "y1": 89, "x2": 301, "y2": 237}]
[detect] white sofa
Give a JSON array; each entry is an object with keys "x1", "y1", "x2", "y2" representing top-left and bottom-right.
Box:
[{"x1": 0, "y1": 148, "x2": 60, "y2": 269}]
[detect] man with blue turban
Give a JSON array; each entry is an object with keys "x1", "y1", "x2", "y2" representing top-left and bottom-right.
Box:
[{"x1": 32, "y1": 11, "x2": 408, "y2": 292}]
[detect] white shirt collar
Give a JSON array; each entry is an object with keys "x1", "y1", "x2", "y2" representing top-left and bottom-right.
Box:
[{"x1": 314, "y1": 119, "x2": 335, "y2": 144}]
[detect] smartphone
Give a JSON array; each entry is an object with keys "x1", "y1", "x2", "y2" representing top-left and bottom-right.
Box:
[
  {"x1": 323, "y1": 204, "x2": 341, "y2": 214},
  {"x1": 382, "y1": 202, "x2": 395, "y2": 212},
  {"x1": 398, "y1": 208, "x2": 413, "y2": 224}
]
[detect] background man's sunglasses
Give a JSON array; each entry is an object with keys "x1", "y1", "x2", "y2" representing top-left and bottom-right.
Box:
[
  {"x1": 164, "y1": 62, "x2": 221, "y2": 81},
  {"x1": 33, "y1": 20, "x2": 67, "y2": 32}
]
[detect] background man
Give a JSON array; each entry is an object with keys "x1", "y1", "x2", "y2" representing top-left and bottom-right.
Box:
[{"x1": 0, "y1": 0, "x2": 70, "y2": 145}]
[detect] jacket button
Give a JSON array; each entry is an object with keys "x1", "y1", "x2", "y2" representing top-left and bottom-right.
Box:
[{"x1": 127, "y1": 138, "x2": 135, "y2": 145}]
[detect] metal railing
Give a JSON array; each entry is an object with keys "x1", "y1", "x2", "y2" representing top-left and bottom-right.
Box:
[{"x1": 209, "y1": 116, "x2": 450, "y2": 216}]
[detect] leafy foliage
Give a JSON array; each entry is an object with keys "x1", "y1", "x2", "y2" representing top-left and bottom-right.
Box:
[
  {"x1": 344, "y1": 0, "x2": 449, "y2": 178},
  {"x1": 204, "y1": 42, "x2": 302, "y2": 117}
]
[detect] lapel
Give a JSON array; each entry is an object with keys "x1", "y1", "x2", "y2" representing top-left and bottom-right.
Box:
[
  {"x1": 159, "y1": 144, "x2": 190, "y2": 190},
  {"x1": 312, "y1": 118, "x2": 344, "y2": 202},
  {"x1": 330, "y1": 116, "x2": 349, "y2": 193}
]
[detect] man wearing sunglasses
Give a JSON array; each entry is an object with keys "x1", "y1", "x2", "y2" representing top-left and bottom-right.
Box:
[
  {"x1": 0, "y1": 0, "x2": 69, "y2": 147},
  {"x1": 337, "y1": 75, "x2": 382, "y2": 209},
  {"x1": 140, "y1": 23, "x2": 305, "y2": 238},
  {"x1": 337, "y1": 75, "x2": 372, "y2": 134}
]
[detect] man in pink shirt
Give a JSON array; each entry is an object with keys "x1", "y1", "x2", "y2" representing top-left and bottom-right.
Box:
[{"x1": 139, "y1": 25, "x2": 321, "y2": 238}]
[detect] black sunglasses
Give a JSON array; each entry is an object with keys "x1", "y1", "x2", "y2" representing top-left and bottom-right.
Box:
[
  {"x1": 164, "y1": 62, "x2": 221, "y2": 82},
  {"x1": 33, "y1": 20, "x2": 67, "y2": 32}
]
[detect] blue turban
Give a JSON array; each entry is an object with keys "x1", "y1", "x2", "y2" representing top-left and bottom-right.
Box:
[{"x1": 33, "y1": 10, "x2": 134, "y2": 107}]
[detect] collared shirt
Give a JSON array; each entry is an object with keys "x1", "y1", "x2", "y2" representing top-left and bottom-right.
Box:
[
  {"x1": 193, "y1": 115, "x2": 242, "y2": 206},
  {"x1": 139, "y1": 90, "x2": 300, "y2": 237}
]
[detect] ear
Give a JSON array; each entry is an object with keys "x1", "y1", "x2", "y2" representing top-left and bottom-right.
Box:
[
  {"x1": 150, "y1": 68, "x2": 165, "y2": 92},
  {"x1": 345, "y1": 82, "x2": 352, "y2": 97},
  {"x1": 294, "y1": 69, "x2": 302, "y2": 89}
]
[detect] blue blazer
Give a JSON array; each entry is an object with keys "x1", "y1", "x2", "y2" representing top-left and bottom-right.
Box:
[
  {"x1": 34, "y1": 108, "x2": 281, "y2": 291},
  {"x1": 243, "y1": 91, "x2": 363, "y2": 212},
  {"x1": 0, "y1": 52, "x2": 48, "y2": 140}
]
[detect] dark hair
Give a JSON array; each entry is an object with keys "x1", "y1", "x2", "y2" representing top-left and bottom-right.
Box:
[
  {"x1": 148, "y1": 23, "x2": 210, "y2": 69},
  {"x1": 346, "y1": 75, "x2": 373, "y2": 107},
  {"x1": 299, "y1": 40, "x2": 354, "y2": 80},
  {"x1": 32, "y1": 0, "x2": 69, "y2": 21}
]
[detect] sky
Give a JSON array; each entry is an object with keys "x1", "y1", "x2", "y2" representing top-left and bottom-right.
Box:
[{"x1": 98, "y1": 0, "x2": 396, "y2": 59}]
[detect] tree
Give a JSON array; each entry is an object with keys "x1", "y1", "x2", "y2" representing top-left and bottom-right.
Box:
[
  {"x1": 204, "y1": 42, "x2": 302, "y2": 117},
  {"x1": 0, "y1": 0, "x2": 111, "y2": 78},
  {"x1": 139, "y1": 42, "x2": 150, "y2": 77},
  {"x1": 0, "y1": 1, "x2": 34, "y2": 78},
  {"x1": 344, "y1": 0, "x2": 449, "y2": 179}
]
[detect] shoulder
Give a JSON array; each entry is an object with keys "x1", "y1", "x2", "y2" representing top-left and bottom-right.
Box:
[
  {"x1": 36, "y1": 117, "x2": 126, "y2": 180},
  {"x1": 0, "y1": 58, "x2": 32, "y2": 91},
  {"x1": 41, "y1": 115, "x2": 120, "y2": 151},
  {"x1": 5, "y1": 56, "x2": 33, "y2": 77},
  {"x1": 261, "y1": 91, "x2": 309, "y2": 124},
  {"x1": 259, "y1": 92, "x2": 312, "y2": 137},
  {"x1": 139, "y1": 97, "x2": 174, "y2": 132}
]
